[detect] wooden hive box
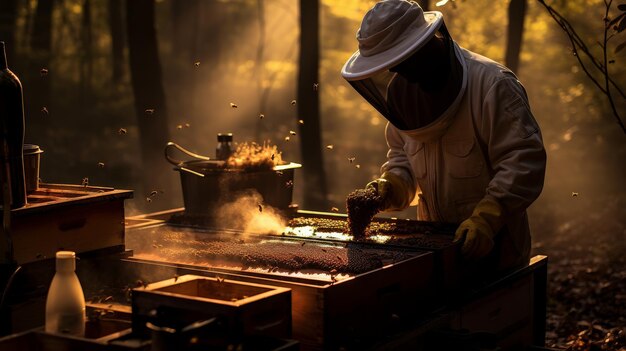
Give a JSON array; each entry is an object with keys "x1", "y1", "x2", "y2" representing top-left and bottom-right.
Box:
[
  {"x1": 131, "y1": 274, "x2": 292, "y2": 340},
  {"x1": 2, "y1": 183, "x2": 133, "y2": 265}
]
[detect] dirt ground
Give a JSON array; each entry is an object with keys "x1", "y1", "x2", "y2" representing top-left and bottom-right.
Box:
[{"x1": 529, "y1": 193, "x2": 626, "y2": 351}]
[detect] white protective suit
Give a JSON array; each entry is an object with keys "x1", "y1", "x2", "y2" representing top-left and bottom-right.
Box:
[{"x1": 353, "y1": 41, "x2": 546, "y2": 270}]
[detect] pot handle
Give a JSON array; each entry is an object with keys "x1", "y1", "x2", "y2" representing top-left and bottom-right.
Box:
[{"x1": 164, "y1": 141, "x2": 212, "y2": 166}]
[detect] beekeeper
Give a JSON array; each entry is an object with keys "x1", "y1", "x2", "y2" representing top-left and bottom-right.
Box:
[{"x1": 342, "y1": 0, "x2": 546, "y2": 271}]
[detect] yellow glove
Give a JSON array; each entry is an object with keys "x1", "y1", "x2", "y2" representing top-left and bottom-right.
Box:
[
  {"x1": 454, "y1": 197, "x2": 505, "y2": 260},
  {"x1": 365, "y1": 171, "x2": 411, "y2": 211}
]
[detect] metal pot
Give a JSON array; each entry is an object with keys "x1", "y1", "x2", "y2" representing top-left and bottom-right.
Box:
[{"x1": 164, "y1": 142, "x2": 301, "y2": 216}]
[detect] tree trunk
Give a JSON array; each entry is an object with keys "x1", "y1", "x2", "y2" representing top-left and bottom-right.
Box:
[
  {"x1": 108, "y1": 0, "x2": 125, "y2": 85},
  {"x1": 297, "y1": 0, "x2": 327, "y2": 210},
  {"x1": 31, "y1": 0, "x2": 54, "y2": 52},
  {"x1": 505, "y1": 0, "x2": 527, "y2": 74},
  {"x1": 29, "y1": 0, "x2": 54, "y2": 120},
  {"x1": 126, "y1": 0, "x2": 175, "y2": 207},
  {"x1": 80, "y1": 0, "x2": 93, "y2": 100},
  {"x1": 0, "y1": 0, "x2": 19, "y2": 64},
  {"x1": 170, "y1": 0, "x2": 199, "y2": 61}
]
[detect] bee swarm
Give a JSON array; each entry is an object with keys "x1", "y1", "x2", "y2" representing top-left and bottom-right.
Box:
[{"x1": 346, "y1": 188, "x2": 383, "y2": 238}]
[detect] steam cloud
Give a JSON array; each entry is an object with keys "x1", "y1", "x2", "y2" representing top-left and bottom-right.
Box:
[{"x1": 216, "y1": 190, "x2": 287, "y2": 236}]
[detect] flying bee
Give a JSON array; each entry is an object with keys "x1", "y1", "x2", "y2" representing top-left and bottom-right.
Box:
[
  {"x1": 145, "y1": 108, "x2": 155, "y2": 115},
  {"x1": 176, "y1": 124, "x2": 183, "y2": 130},
  {"x1": 290, "y1": 100, "x2": 297, "y2": 106},
  {"x1": 97, "y1": 162, "x2": 105, "y2": 168},
  {"x1": 118, "y1": 128, "x2": 127, "y2": 135},
  {"x1": 331, "y1": 207, "x2": 339, "y2": 212},
  {"x1": 259, "y1": 113, "x2": 265, "y2": 119},
  {"x1": 81, "y1": 177, "x2": 89, "y2": 187},
  {"x1": 313, "y1": 83, "x2": 319, "y2": 91},
  {"x1": 258, "y1": 204, "x2": 263, "y2": 212},
  {"x1": 41, "y1": 106, "x2": 49, "y2": 115},
  {"x1": 194, "y1": 61, "x2": 200, "y2": 67},
  {"x1": 348, "y1": 157, "x2": 356, "y2": 163},
  {"x1": 289, "y1": 130, "x2": 296, "y2": 135},
  {"x1": 326, "y1": 145, "x2": 334, "y2": 150},
  {"x1": 355, "y1": 164, "x2": 361, "y2": 169},
  {"x1": 230, "y1": 103, "x2": 238, "y2": 108},
  {"x1": 298, "y1": 119, "x2": 304, "y2": 124},
  {"x1": 284, "y1": 136, "x2": 290, "y2": 142},
  {"x1": 285, "y1": 180, "x2": 293, "y2": 188},
  {"x1": 40, "y1": 68, "x2": 49, "y2": 76}
]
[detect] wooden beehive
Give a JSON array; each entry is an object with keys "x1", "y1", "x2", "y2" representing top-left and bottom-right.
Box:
[
  {"x1": 2, "y1": 183, "x2": 133, "y2": 265},
  {"x1": 131, "y1": 275, "x2": 292, "y2": 340}
]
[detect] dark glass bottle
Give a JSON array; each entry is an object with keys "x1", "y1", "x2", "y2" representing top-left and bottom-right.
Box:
[
  {"x1": 216, "y1": 133, "x2": 233, "y2": 160},
  {"x1": 0, "y1": 41, "x2": 27, "y2": 208}
]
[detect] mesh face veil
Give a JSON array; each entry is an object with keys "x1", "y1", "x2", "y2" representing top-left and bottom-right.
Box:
[{"x1": 346, "y1": 22, "x2": 461, "y2": 131}]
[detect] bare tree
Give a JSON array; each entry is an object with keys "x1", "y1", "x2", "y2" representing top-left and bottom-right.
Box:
[
  {"x1": 538, "y1": 0, "x2": 626, "y2": 134},
  {"x1": 297, "y1": 0, "x2": 327, "y2": 209}
]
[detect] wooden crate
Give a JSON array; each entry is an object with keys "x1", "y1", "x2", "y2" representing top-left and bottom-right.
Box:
[
  {"x1": 2, "y1": 183, "x2": 133, "y2": 265},
  {"x1": 131, "y1": 274, "x2": 292, "y2": 340},
  {"x1": 121, "y1": 245, "x2": 435, "y2": 350}
]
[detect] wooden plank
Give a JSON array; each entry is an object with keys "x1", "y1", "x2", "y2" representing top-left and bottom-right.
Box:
[
  {"x1": 131, "y1": 275, "x2": 292, "y2": 340},
  {"x1": 10, "y1": 184, "x2": 133, "y2": 217},
  {"x1": 10, "y1": 200, "x2": 126, "y2": 264}
]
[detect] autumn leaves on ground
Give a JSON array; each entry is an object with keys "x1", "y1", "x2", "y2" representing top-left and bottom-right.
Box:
[{"x1": 530, "y1": 193, "x2": 626, "y2": 350}]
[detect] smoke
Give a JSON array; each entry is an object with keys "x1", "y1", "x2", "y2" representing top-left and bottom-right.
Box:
[{"x1": 215, "y1": 190, "x2": 287, "y2": 236}]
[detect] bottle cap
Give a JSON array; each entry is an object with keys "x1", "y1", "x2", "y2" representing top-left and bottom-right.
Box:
[
  {"x1": 217, "y1": 133, "x2": 233, "y2": 142},
  {"x1": 56, "y1": 251, "x2": 76, "y2": 272}
]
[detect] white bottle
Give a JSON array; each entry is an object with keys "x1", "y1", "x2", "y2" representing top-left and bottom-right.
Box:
[{"x1": 45, "y1": 251, "x2": 86, "y2": 336}]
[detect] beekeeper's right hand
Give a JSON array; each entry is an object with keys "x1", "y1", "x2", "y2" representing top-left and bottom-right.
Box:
[{"x1": 366, "y1": 172, "x2": 411, "y2": 211}]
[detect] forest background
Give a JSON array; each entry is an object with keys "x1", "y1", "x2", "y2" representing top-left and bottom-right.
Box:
[{"x1": 0, "y1": 0, "x2": 624, "y2": 349}]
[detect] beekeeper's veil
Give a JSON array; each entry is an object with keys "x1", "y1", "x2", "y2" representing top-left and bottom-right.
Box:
[{"x1": 342, "y1": 0, "x2": 458, "y2": 130}]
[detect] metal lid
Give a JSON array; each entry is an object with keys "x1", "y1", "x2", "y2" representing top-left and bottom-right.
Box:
[{"x1": 217, "y1": 133, "x2": 233, "y2": 142}]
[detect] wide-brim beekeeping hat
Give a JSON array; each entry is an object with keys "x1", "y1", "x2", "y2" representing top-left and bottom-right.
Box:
[{"x1": 342, "y1": 0, "x2": 443, "y2": 80}]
